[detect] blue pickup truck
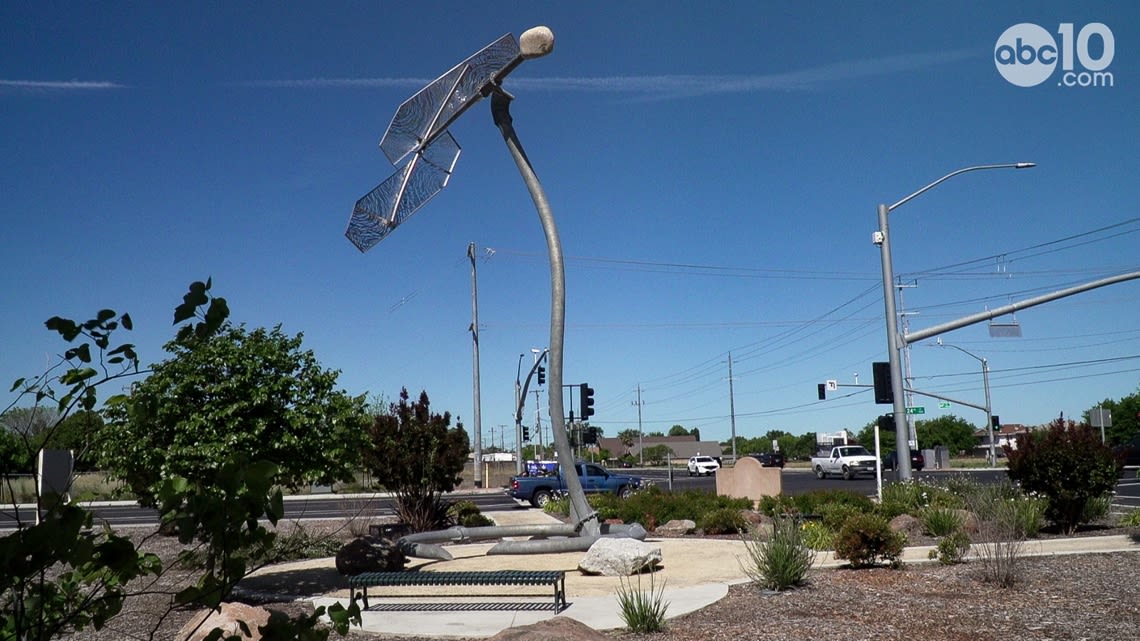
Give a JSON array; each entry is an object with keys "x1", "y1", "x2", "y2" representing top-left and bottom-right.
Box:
[{"x1": 508, "y1": 461, "x2": 643, "y2": 508}]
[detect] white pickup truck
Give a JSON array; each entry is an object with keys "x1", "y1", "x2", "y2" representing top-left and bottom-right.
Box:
[{"x1": 811, "y1": 445, "x2": 878, "y2": 480}]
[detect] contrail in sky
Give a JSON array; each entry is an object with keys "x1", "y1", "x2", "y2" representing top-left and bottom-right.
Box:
[
  {"x1": 241, "y1": 48, "x2": 979, "y2": 99},
  {"x1": 0, "y1": 79, "x2": 126, "y2": 91}
]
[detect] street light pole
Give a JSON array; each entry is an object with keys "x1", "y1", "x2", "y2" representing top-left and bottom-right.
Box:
[
  {"x1": 937, "y1": 340, "x2": 995, "y2": 467},
  {"x1": 877, "y1": 162, "x2": 1034, "y2": 481}
]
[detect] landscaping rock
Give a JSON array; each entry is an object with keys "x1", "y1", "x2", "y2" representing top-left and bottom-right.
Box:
[
  {"x1": 578, "y1": 537, "x2": 662, "y2": 576},
  {"x1": 176, "y1": 602, "x2": 271, "y2": 641},
  {"x1": 485, "y1": 616, "x2": 610, "y2": 641},
  {"x1": 335, "y1": 536, "x2": 407, "y2": 576},
  {"x1": 655, "y1": 518, "x2": 696, "y2": 535}
]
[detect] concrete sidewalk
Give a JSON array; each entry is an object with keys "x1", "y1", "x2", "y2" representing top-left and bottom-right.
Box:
[{"x1": 249, "y1": 508, "x2": 1140, "y2": 639}]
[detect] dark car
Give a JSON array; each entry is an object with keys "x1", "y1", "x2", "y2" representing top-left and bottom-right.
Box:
[
  {"x1": 882, "y1": 450, "x2": 925, "y2": 472},
  {"x1": 748, "y1": 452, "x2": 785, "y2": 468},
  {"x1": 1113, "y1": 437, "x2": 1140, "y2": 466}
]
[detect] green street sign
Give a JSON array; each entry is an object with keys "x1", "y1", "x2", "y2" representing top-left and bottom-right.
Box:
[
  {"x1": 938, "y1": 401, "x2": 952, "y2": 409},
  {"x1": 905, "y1": 406, "x2": 926, "y2": 415}
]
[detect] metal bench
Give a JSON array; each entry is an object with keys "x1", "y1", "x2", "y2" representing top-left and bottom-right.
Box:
[{"x1": 348, "y1": 569, "x2": 567, "y2": 612}]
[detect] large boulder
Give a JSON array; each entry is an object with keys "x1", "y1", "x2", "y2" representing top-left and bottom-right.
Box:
[
  {"x1": 176, "y1": 603, "x2": 272, "y2": 641},
  {"x1": 485, "y1": 616, "x2": 609, "y2": 641},
  {"x1": 335, "y1": 536, "x2": 407, "y2": 576},
  {"x1": 655, "y1": 519, "x2": 696, "y2": 535},
  {"x1": 888, "y1": 513, "x2": 924, "y2": 538},
  {"x1": 578, "y1": 538, "x2": 662, "y2": 576}
]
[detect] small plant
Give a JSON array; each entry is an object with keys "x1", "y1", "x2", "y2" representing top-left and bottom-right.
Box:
[
  {"x1": 833, "y1": 513, "x2": 905, "y2": 569},
  {"x1": 817, "y1": 502, "x2": 862, "y2": 532},
  {"x1": 1119, "y1": 509, "x2": 1140, "y2": 527},
  {"x1": 542, "y1": 491, "x2": 571, "y2": 516},
  {"x1": 616, "y1": 572, "x2": 669, "y2": 633},
  {"x1": 448, "y1": 499, "x2": 494, "y2": 527},
  {"x1": 740, "y1": 516, "x2": 816, "y2": 591},
  {"x1": 257, "y1": 523, "x2": 342, "y2": 564},
  {"x1": 1080, "y1": 494, "x2": 1112, "y2": 524},
  {"x1": 963, "y1": 489, "x2": 1029, "y2": 587},
  {"x1": 799, "y1": 519, "x2": 835, "y2": 550},
  {"x1": 697, "y1": 507, "x2": 749, "y2": 535},
  {"x1": 920, "y1": 506, "x2": 965, "y2": 537},
  {"x1": 929, "y1": 531, "x2": 971, "y2": 565}
]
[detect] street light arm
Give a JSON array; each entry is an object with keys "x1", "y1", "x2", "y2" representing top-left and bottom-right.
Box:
[{"x1": 887, "y1": 163, "x2": 1035, "y2": 212}]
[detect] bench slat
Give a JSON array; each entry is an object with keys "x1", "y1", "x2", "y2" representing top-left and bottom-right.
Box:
[{"x1": 348, "y1": 569, "x2": 566, "y2": 611}]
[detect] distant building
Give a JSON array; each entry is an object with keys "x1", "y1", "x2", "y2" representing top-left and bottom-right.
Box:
[{"x1": 596, "y1": 434, "x2": 725, "y2": 463}]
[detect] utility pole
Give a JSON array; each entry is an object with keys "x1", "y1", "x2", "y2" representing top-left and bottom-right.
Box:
[
  {"x1": 514, "y1": 353, "x2": 524, "y2": 475},
  {"x1": 534, "y1": 388, "x2": 543, "y2": 455},
  {"x1": 634, "y1": 384, "x2": 645, "y2": 466},
  {"x1": 727, "y1": 352, "x2": 738, "y2": 462},
  {"x1": 898, "y1": 279, "x2": 919, "y2": 453},
  {"x1": 468, "y1": 242, "x2": 483, "y2": 487}
]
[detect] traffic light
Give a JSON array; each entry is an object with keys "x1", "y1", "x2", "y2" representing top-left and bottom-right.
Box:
[
  {"x1": 522, "y1": 426, "x2": 531, "y2": 442},
  {"x1": 584, "y1": 427, "x2": 598, "y2": 444},
  {"x1": 537, "y1": 366, "x2": 546, "y2": 386},
  {"x1": 991, "y1": 415, "x2": 1001, "y2": 431},
  {"x1": 580, "y1": 384, "x2": 596, "y2": 418},
  {"x1": 872, "y1": 361, "x2": 894, "y2": 404},
  {"x1": 877, "y1": 414, "x2": 893, "y2": 432},
  {"x1": 817, "y1": 383, "x2": 827, "y2": 400}
]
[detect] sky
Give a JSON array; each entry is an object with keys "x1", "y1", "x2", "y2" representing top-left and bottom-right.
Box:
[{"x1": 3, "y1": 1, "x2": 1138, "y2": 452}]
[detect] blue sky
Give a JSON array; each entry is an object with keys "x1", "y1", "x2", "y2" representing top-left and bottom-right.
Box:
[{"x1": 3, "y1": 1, "x2": 1138, "y2": 450}]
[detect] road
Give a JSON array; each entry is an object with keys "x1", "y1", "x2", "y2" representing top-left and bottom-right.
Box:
[{"x1": 3, "y1": 467, "x2": 1136, "y2": 529}]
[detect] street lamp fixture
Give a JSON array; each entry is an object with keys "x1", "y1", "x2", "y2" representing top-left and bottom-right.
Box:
[
  {"x1": 934, "y1": 339, "x2": 995, "y2": 467},
  {"x1": 877, "y1": 162, "x2": 1034, "y2": 480}
]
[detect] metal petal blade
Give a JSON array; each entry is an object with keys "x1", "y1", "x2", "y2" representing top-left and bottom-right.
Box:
[
  {"x1": 346, "y1": 132, "x2": 461, "y2": 253},
  {"x1": 379, "y1": 33, "x2": 519, "y2": 165}
]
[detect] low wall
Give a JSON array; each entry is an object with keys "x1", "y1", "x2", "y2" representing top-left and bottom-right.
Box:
[{"x1": 715, "y1": 456, "x2": 782, "y2": 505}]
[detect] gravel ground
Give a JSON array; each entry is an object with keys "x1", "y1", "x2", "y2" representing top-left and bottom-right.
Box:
[{"x1": 67, "y1": 519, "x2": 1140, "y2": 641}]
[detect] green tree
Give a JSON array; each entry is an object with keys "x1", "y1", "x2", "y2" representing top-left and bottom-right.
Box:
[
  {"x1": 642, "y1": 444, "x2": 672, "y2": 465},
  {"x1": 668, "y1": 424, "x2": 690, "y2": 437},
  {"x1": 362, "y1": 389, "x2": 469, "y2": 532},
  {"x1": 855, "y1": 417, "x2": 896, "y2": 455},
  {"x1": 1087, "y1": 387, "x2": 1140, "y2": 446},
  {"x1": 1005, "y1": 418, "x2": 1121, "y2": 534},
  {"x1": 617, "y1": 429, "x2": 639, "y2": 456},
  {"x1": 915, "y1": 415, "x2": 978, "y2": 454},
  {"x1": 99, "y1": 323, "x2": 369, "y2": 509}
]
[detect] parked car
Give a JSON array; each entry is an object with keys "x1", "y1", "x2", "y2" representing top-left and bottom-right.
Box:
[
  {"x1": 811, "y1": 445, "x2": 878, "y2": 480},
  {"x1": 748, "y1": 452, "x2": 785, "y2": 468},
  {"x1": 882, "y1": 449, "x2": 926, "y2": 472},
  {"x1": 687, "y1": 455, "x2": 721, "y2": 476}
]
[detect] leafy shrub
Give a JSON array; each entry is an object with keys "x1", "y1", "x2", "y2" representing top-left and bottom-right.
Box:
[
  {"x1": 591, "y1": 487, "x2": 751, "y2": 528},
  {"x1": 616, "y1": 572, "x2": 669, "y2": 632},
  {"x1": 740, "y1": 516, "x2": 815, "y2": 590},
  {"x1": 697, "y1": 507, "x2": 748, "y2": 535},
  {"x1": 1120, "y1": 509, "x2": 1140, "y2": 527},
  {"x1": 833, "y1": 513, "x2": 905, "y2": 569},
  {"x1": 448, "y1": 500, "x2": 494, "y2": 527},
  {"x1": 758, "y1": 489, "x2": 872, "y2": 518},
  {"x1": 258, "y1": 523, "x2": 342, "y2": 564},
  {"x1": 817, "y1": 502, "x2": 862, "y2": 532},
  {"x1": 961, "y1": 486, "x2": 1031, "y2": 587},
  {"x1": 930, "y1": 531, "x2": 971, "y2": 565},
  {"x1": 920, "y1": 507, "x2": 964, "y2": 537},
  {"x1": 1004, "y1": 419, "x2": 1121, "y2": 534}
]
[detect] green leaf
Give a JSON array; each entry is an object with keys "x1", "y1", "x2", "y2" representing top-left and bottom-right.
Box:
[
  {"x1": 121, "y1": 313, "x2": 133, "y2": 330},
  {"x1": 45, "y1": 316, "x2": 82, "y2": 341},
  {"x1": 10, "y1": 377, "x2": 26, "y2": 392},
  {"x1": 97, "y1": 309, "x2": 117, "y2": 323}
]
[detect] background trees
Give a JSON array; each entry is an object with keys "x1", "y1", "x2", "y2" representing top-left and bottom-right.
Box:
[{"x1": 361, "y1": 389, "x2": 468, "y2": 532}]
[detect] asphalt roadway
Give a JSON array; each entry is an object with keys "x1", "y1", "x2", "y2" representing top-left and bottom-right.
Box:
[{"x1": 244, "y1": 505, "x2": 1140, "y2": 639}]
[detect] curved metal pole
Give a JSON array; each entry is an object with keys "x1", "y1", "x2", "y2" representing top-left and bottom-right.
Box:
[{"x1": 491, "y1": 90, "x2": 598, "y2": 536}]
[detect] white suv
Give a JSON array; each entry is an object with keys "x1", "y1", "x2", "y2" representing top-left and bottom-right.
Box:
[{"x1": 687, "y1": 455, "x2": 721, "y2": 476}]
